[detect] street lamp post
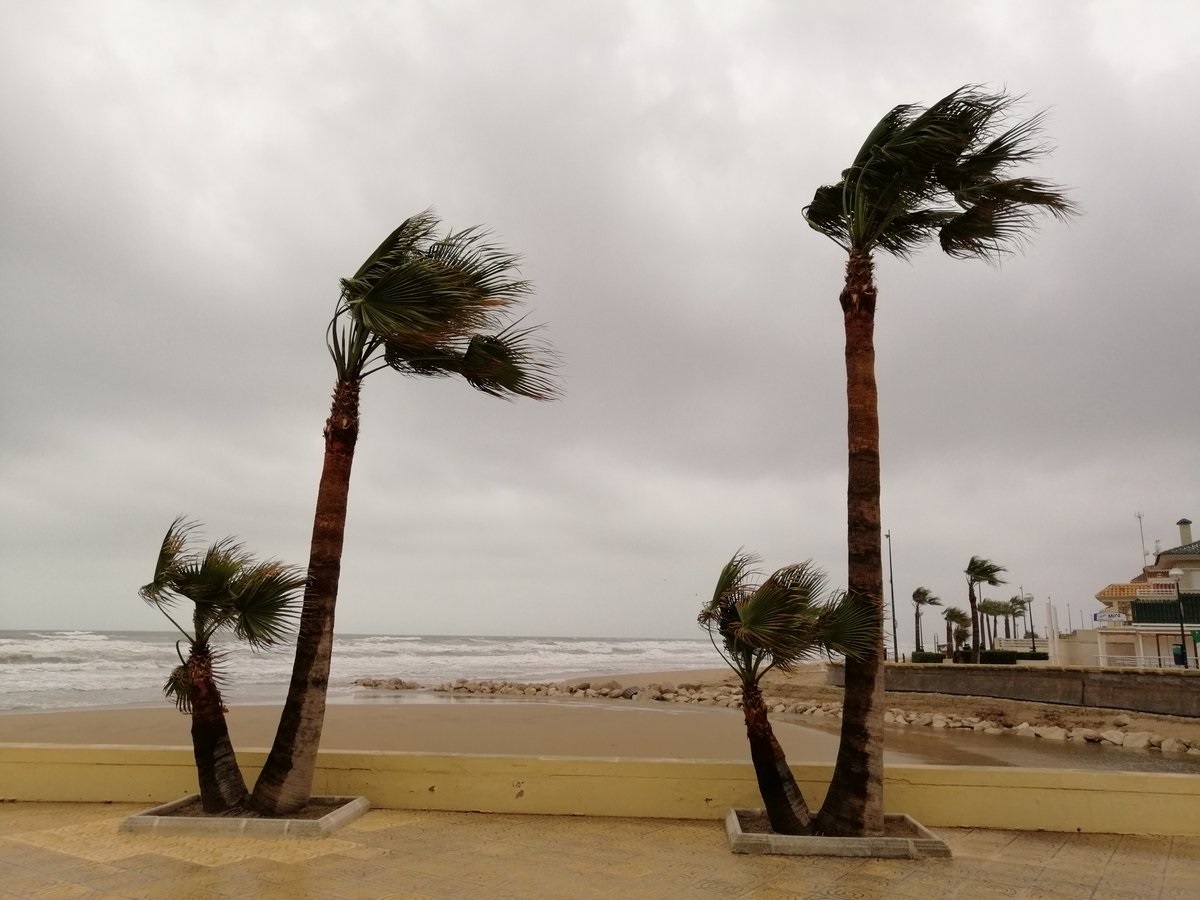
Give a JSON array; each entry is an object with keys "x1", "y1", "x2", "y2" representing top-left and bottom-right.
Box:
[
  {"x1": 1021, "y1": 588, "x2": 1036, "y2": 653},
  {"x1": 885, "y1": 530, "x2": 898, "y2": 662},
  {"x1": 1169, "y1": 567, "x2": 1189, "y2": 669}
]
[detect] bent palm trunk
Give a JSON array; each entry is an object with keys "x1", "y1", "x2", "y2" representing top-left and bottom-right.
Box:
[
  {"x1": 742, "y1": 682, "x2": 812, "y2": 834},
  {"x1": 815, "y1": 251, "x2": 885, "y2": 837},
  {"x1": 251, "y1": 379, "x2": 360, "y2": 815},
  {"x1": 188, "y1": 648, "x2": 248, "y2": 813}
]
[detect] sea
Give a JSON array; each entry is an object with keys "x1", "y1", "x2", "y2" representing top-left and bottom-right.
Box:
[{"x1": 0, "y1": 630, "x2": 721, "y2": 713}]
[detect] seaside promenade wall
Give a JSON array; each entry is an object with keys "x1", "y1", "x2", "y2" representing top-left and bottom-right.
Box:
[
  {"x1": 3, "y1": 745, "x2": 1200, "y2": 836},
  {"x1": 827, "y1": 663, "x2": 1200, "y2": 718}
]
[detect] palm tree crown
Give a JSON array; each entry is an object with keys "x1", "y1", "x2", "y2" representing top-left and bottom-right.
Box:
[
  {"x1": 328, "y1": 210, "x2": 558, "y2": 398},
  {"x1": 804, "y1": 85, "x2": 1077, "y2": 261},
  {"x1": 699, "y1": 552, "x2": 876, "y2": 685},
  {"x1": 141, "y1": 516, "x2": 304, "y2": 710}
]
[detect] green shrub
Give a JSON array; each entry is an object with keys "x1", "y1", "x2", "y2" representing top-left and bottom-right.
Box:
[
  {"x1": 911, "y1": 651, "x2": 944, "y2": 664},
  {"x1": 1014, "y1": 651, "x2": 1049, "y2": 661},
  {"x1": 979, "y1": 650, "x2": 1019, "y2": 665}
]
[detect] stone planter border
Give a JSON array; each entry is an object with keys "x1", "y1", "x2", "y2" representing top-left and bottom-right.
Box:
[
  {"x1": 724, "y1": 808, "x2": 952, "y2": 859},
  {"x1": 120, "y1": 795, "x2": 370, "y2": 837}
]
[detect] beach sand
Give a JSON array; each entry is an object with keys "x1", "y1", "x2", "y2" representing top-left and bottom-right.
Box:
[
  {"x1": 0, "y1": 666, "x2": 923, "y2": 764},
  {"x1": 4, "y1": 664, "x2": 1198, "y2": 770}
]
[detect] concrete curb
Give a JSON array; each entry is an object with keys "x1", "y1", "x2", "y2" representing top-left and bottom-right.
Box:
[
  {"x1": 120, "y1": 795, "x2": 370, "y2": 837},
  {"x1": 725, "y1": 808, "x2": 952, "y2": 859}
]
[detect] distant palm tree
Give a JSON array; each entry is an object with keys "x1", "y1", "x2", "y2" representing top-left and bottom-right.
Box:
[
  {"x1": 252, "y1": 211, "x2": 559, "y2": 815},
  {"x1": 978, "y1": 599, "x2": 1010, "y2": 650},
  {"x1": 140, "y1": 517, "x2": 304, "y2": 813},
  {"x1": 943, "y1": 607, "x2": 972, "y2": 655},
  {"x1": 911, "y1": 587, "x2": 942, "y2": 653},
  {"x1": 698, "y1": 551, "x2": 874, "y2": 835},
  {"x1": 804, "y1": 86, "x2": 1075, "y2": 834},
  {"x1": 965, "y1": 557, "x2": 1008, "y2": 661}
]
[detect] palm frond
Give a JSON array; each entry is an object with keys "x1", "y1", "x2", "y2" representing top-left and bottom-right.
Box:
[
  {"x1": 699, "y1": 553, "x2": 875, "y2": 681},
  {"x1": 459, "y1": 322, "x2": 561, "y2": 400},
  {"x1": 140, "y1": 516, "x2": 200, "y2": 605},
  {"x1": 163, "y1": 663, "x2": 193, "y2": 714},
  {"x1": 806, "y1": 84, "x2": 1076, "y2": 259},
  {"x1": 228, "y1": 561, "x2": 305, "y2": 649}
]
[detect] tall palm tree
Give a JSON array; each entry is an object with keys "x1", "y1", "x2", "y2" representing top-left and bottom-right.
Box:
[
  {"x1": 965, "y1": 557, "x2": 1008, "y2": 662},
  {"x1": 911, "y1": 587, "x2": 942, "y2": 653},
  {"x1": 250, "y1": 212, "x2": 558, "y2": 815},
  {"x1": 140, "y1": 517, "x2": 304, "y2": 812},
  {"x1": 803, "y1": 86, "x2": 1075, "y2": 835},
  {"x1": 698, "y1": 551, "x2": 874, "y2": 835},
  {"x1": 942, "y1": 607, "x2": 972, "y2": 655}
]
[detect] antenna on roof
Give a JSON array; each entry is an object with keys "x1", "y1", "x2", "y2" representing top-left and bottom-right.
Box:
[{"x1": 1136, "y1": 512, "x2": 1149, "y2": 563}]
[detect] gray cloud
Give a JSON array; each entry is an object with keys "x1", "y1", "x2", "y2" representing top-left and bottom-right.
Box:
[{"x1": 2, "y1": 1, "x2": 1197, "y2": 648}]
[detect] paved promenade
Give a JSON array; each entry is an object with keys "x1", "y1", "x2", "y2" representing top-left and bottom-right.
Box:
[{"x1": 1, "y1": 802, "x2": 1197, "y2": 898}]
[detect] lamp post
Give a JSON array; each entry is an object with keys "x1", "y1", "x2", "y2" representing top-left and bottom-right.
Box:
[
  {"x1": 1169, "y1": 567, "x2": 1189, "y2": 669},
  {"x1": 885, "y1": 530, "x2": 898, "y2": 662},
  {"x1": 1020, "y1": 588, "x2": 1036, "y2": 653}
]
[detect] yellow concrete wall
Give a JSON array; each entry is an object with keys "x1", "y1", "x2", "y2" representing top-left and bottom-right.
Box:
[{"x1": 3, "y1": 744, "x2": 1198, "y2": 835}]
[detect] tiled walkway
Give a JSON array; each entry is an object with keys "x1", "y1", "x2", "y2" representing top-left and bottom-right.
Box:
[{"x1": 1, "y1": 803, "x2": 1197, "y2": 899}]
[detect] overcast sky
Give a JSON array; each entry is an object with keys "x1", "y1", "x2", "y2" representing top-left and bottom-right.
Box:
[{"x1": 2, "y1": 1, "x2": 1197, "y2": 647}]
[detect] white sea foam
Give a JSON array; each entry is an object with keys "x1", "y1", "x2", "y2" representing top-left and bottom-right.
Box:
[{"x1": 0, "y1": 630, "x2": 719, "y2": 712}]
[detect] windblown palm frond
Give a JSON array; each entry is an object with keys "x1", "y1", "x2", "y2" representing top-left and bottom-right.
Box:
[
  {"x1": 965, "y1": 555, "x2": 1008, "y2": 588},
  {"x1": 699, "y1": 552, "x2": 875, "y2": 684},
  {"x1": 804, "y1": 85, "x2": 1077, "y2": 261},
  {"x1": 325, "y1": 210, "x2": 558, "y2": 400}
]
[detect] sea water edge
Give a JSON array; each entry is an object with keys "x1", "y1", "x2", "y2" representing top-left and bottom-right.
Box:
[{"x1": 0, "y1": 629, "x2": 722, "y2": 714}]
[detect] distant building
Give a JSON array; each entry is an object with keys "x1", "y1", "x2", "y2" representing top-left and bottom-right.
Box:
[{"x1": 1092, "y1": 518, "x2": 1199, "y2": 667}]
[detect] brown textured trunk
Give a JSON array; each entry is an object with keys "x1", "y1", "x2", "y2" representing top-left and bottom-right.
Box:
[
  {"x1": 969, "y1": 583, "x2": 980, "y2": 663},
  {"x1": 742, "y1": 682, "x2": 812, "y2": 834},
  {"x1": 814, "y1": 249, "x2": 885, "y2": 837},
  {"x1": 914, "y1": 606, "x2": 922, "y2": 653},
  {"x1": 188, "y1": 646, "x2": 248, "y2": 813},
  {"x1": 251, "y1": 379, "x2": 360, "y2": 815},
  {"x1": 945, "y1": 620, "x2": 953, "y2": 656}
]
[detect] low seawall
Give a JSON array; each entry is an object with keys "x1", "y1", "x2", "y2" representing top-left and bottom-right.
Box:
[
  {"x1": 3, "y1": 745, "x2": 1199, "y2": 835},
  {"x1": 826, "y1": 664, "x2": 1200, "y2": 718}
]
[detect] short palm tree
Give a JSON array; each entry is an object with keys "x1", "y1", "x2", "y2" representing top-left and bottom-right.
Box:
[
  {"x1": 140, "y1": 517, "x2": 304, "y2": 813},
  {"x1": 251, "y1": 211, "x2": 558, "y2": 815},
  {"x1": 911, "y1": 587, "x2": 942, "y2": 653},
  {"x1": 803, "y1": 85, "x2": 1075, "y2": 835},
  {"x1": 965, "y1": 557, "x2": 1008, "y2": 662},
  {"x1": 942, "y1": 607, "x2": 972, "y2": 655},
  {"x1": 698, "y1": 551, "x2": 875, "y2": 835}
]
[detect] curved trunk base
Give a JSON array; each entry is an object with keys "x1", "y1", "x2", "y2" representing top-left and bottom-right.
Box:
[{"x1": 742, "y1": 683, "x2": 812, "y2": 835}]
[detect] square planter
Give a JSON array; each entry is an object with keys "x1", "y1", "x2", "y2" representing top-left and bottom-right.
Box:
[
  {"x1": 120, "y1": 795, "x2": 370, "y2": 837},
  {"x1": 725, "y1": 808, "x2": 951, "y2": 859}
]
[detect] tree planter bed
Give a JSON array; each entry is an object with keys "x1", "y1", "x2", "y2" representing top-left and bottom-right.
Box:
[
  {"x1": 725, "y1": 809, "x2": 951, "y2": 859},
  {"x1": 120, "y1": 795, "x2": 369, "y2": 837}
]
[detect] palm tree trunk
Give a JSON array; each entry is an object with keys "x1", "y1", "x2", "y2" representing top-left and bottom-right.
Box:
[
  {"x1": 1004, "y1": 614, "x2": 1012, "y2": 640},
  {"x1": 815, "y1": 249, "x2": 885, "y2": 838},
  {"x1": 251, "y1": 379, "x2": 361, "y2": 815},
  {"x1": 188, "y1": 648, "x2": 249, "y2": 813},
  {"x1": 742, "y1": 682, "x2": 812, "y2": 835},
  {"x1": 945, "y1": 621, "x2": 952, "y2": 656},
  {"x1": 969, "y1": 584, "x2": 981, "y2": 663},
  {"x1": 914, "y1": 607, "x2": 921, "y2": 653}
]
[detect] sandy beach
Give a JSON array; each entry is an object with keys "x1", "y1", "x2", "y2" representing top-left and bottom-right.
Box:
[{"x1": 4, "y1": 664, "x2": 1200, "y2": 772}]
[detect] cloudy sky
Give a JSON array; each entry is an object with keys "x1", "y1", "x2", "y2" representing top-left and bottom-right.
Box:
[{"x1": 2, "y1": 1, "x2": 1197, "y2": 648}]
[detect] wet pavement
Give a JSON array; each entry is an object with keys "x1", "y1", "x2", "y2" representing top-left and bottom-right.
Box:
[{"x1": 2, "y1": 802, "x2": 1198, "y2": 899}]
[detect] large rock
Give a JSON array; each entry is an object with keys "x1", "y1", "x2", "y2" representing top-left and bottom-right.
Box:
[
  {"x1": 1121, "y1": 731, "x2": 1153, "y2": 750},
  {"x1": 1100, "y1": 730, "x2": 1125, "y2": 746},
  {"x1": 1033, "y1": 726, "x2": 1068, "y2": 741}
]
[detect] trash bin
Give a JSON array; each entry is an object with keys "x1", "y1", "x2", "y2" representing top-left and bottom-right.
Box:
[{"x1": 1172, "y1": 644, "x2": 1187, "y2": 666}]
